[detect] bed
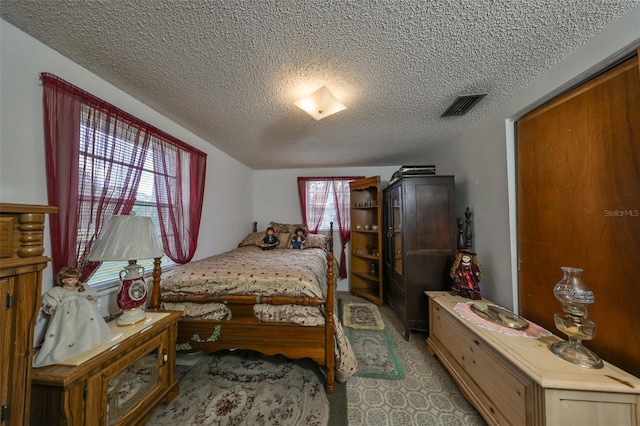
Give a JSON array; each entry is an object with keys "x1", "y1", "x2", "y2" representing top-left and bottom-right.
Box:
[{"x1": 147, "y1": 222, "x2": 357, "y2": 393}]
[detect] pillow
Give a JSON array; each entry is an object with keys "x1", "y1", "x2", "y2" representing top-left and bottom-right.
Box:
[
  {"x1": 238, "y1": 231, "x2": 264, "y2": 247},
  {"x1": 304, "y1": 233, "x2": 329, "y2": 249},
  {"x1": 271, "y1": 221, "x2": 306, "y2": 234},
  {"x1": 276, "y1": 232, "x2": 291, "y2": 249}
]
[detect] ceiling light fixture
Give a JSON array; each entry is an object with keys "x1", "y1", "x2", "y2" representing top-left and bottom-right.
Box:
[{"x1": 294, "y1": 86, "x2": 346, "y2": 120}]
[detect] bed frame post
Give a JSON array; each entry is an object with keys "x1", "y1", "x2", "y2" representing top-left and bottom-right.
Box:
[
  {"x1": 325, "y1": 222, "x2": 335, "y2": 393},
  {"x1": 148, "y1": 257, "x2": 162, "y2": 310}
]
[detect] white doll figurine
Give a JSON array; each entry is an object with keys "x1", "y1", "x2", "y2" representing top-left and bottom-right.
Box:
[{"x1": 33, "y1": 266, "x2": 111, "y2": 367}]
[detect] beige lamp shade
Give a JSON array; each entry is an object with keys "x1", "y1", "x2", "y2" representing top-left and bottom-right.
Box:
[
  {"x1": 87, "y1": 214, "x2": 163, "y2": 261},
  {"x1": 294, "y1": 86, "x2": 346, "y2": 121}
]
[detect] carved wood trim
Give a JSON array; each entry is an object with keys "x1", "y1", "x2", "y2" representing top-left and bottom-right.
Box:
[{"x1": 0, "y1": 204, "x2": 58, "y2": 265}]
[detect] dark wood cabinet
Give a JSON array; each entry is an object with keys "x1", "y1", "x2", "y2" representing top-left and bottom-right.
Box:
[{"x1": 383, "y1": 176, "x2": 456, "y2": 340}]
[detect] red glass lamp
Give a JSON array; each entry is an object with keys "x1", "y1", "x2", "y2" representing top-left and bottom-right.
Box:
[{"x1": 87, "y1": 214, "x2": 163, "y2": 326}]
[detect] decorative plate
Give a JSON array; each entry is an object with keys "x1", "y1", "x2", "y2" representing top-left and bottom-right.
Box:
[{"x1": 471, "y1": 302, "x2": 529, "y2": 330}]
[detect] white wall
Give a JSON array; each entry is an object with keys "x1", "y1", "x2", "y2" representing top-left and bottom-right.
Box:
[
  {"x1": 252, "y1": 166, "x2": 399, "y2": 225},
  {"x1": 0, "y1": 20, "x2": 254, "y2": 338},
  {"x1": 253, "y1": 166, "x2": 399, "y2": 290},
  {"x1": 428, "y1": 8, "x2": 640, "y2": 309}
]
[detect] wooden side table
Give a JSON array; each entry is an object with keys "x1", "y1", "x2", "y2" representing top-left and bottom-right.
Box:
[
  {"x1": 426, "y1": 291, "x2": 640, "y2": 426},
  {"x1": 31, "y1": 310, "x2": 181, "y2": 426}
]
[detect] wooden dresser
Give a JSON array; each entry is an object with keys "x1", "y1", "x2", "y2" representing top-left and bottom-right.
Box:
[
  {"x1": 31, "y1": 310, "x2": 181, "y2": 425},
  {"x1": 0, "y1": 203, "x2": 57, "y2": 425},
  {"x1": 426, "y1": 291, "x2": 640, "y2": 426}
]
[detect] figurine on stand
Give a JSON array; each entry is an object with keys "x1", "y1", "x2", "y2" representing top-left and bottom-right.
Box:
[
  {"x1": 260, "y1": 226, "x2": 279, "y2": 250},
  {"x1": 33, "y1": 266, "x2": 111, "y2": 367},
  {"x1": 450, "y1": 249, "x2": 484, "y2": 300},
  {"x1": 290, "y1": 227, "x2": 306, "y2": 249}
]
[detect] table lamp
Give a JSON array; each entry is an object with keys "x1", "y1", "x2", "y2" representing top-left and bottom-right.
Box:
[{"x1": 87, "y1": 214, "x2": 163, "y2": 326}]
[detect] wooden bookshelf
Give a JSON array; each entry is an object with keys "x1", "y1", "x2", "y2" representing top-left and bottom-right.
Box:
[{"x1": 349, "y1": 176, "x2": 383, "y2": 305}]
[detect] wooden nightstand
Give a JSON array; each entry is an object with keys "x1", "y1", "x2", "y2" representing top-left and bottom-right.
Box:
[{"x1": 31, "y1": 310, "x2": 181, "y2": 426}]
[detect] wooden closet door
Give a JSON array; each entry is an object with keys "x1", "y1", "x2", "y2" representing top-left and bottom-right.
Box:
[{"x1": 517, "y1": 52, "x2": 640, "y2": 378}]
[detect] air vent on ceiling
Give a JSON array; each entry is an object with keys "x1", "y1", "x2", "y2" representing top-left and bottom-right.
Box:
[{"x1": 441, "y1": 94, "x2": 487, "y2": 117}]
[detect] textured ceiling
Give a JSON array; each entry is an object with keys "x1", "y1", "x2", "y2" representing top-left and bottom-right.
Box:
[{"x1": 2, "y1": 1, "x2": 638, "y2": 169}]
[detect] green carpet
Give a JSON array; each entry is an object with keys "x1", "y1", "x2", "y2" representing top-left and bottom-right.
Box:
[{"x1": 345, "y1": 327, "x2": 405, "y2": 380}]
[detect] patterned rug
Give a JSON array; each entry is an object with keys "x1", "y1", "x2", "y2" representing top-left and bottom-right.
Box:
[
  {"x1": 147, "y1": 350, "x2": 330, "y2": 425},
  {"x1": 342, "y1": 302, "x2": 385, "y2": 330},
  {"x1": 345, "y1": 328, "x2": 405, "y2": 380}
]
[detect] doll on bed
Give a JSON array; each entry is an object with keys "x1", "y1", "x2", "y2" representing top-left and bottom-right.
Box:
[
  {"x1": 290, "y1": 227, "x2": 306, "y2": 249},
  {"x1": 260, "y1": 226, "x2": 279, "y2": 250}
]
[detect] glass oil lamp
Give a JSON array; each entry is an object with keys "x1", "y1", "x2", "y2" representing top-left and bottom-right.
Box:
[{"x1": 550, "y1": 267, "x2": 603, "y2": 368}]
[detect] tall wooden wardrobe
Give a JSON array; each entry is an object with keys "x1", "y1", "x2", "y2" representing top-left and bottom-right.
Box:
[
  {"x1": 383, "y1": 176, "x2": 456, "y2": 340},
  {"x1": 0, "y1": 203, "x2": 57, "y2": 425}
]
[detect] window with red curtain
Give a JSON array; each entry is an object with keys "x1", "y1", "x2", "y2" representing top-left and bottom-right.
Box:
[
  {"x1": 298, "y1": 176, "x2": 364, "y2": 278},
  {"x1": 41, "y1": 73, "x2": 207, "y2": 288}
]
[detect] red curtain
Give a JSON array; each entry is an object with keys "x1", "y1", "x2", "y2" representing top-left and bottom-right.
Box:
[
  {"x1": 332, "y1": 179, "x2": 352, "y2": 278},
  {"x1": 41, "y1": 73, "x2": 207, "y2": 279},
  {"x1": 42, "y1": 73, "x2": 82, "y2": 276},
  {"x1": 151, "y1": 136, "x2": 207, "y2": 263},
  {"x1": 298, "y1": 178, "x2": 330, "y2": 234},
  {"x1": 42, "y1": 74, "x2": 148, "y2": 278},
  {"x1": 297, "y1": 176, "x2": 364, "y2": 278}
]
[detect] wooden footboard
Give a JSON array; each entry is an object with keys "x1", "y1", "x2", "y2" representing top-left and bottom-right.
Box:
[{"x1": 147, "y1": 225, "x2": 336, "y2": 393}]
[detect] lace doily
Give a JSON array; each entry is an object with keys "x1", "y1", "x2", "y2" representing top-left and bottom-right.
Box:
[{"x1": 454, "y1": 301, "x2": 553, "y2": 338}]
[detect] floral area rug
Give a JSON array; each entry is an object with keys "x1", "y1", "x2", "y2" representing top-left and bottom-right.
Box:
[
  {"x1": 342, "y1": 302, "x2": 385, "y2": 330},
  {"x1": 147, "y1": 350, "x2": 329, "y2": 425},
  {"x1": 345, "y1": 328, "x2": 405, "y2": 380}
]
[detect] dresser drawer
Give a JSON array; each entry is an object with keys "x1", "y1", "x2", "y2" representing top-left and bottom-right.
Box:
[{"x1": 434, "y1": 302, "x2": 529, "y2": 425}]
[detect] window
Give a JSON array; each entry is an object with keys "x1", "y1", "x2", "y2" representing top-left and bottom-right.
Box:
[
  {"x1": 303, "y1": 180, "x2": 345, "y2": 231},
  {"x1": 42, "y1": 72, "x2": 207, "y2": 285},
  {"x1": 298, "y1": 176, "x2": 364, "y2": 278},
  {"x1": 77, "y1": 108, "x2": 176, "y2": 289}
]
